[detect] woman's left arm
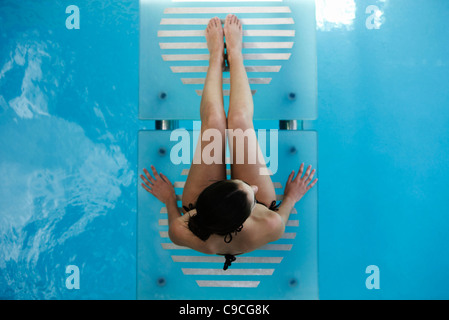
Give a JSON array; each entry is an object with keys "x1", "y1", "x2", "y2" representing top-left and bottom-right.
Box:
[{"x1": 278, "y1": 163, "x2": 318, "y2": 225}]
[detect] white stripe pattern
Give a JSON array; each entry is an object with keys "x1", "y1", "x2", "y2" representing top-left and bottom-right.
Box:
[
  {"x1": 173, "y1": 0, "x2": 283, "y2": 2},
  {"x1": 162, "y1": 53, "x2": 291, "y2": 61},
  {"x1": 160, "y1": 18, "x2": 294, "y2": 25},
  {"x1": 164, "y1": 7, "x2": 291, "y2": 14},
  {"x1": 170, "y1": 66, "x2": 282, "y2": 73},
  {"x1": 158, "y1": 30, "x2": 295, "y2": 37},
  {"x1": 160, "y1": 42, "x2": 293, "y2": 49},
  {"x1": 196, "y1": 280, "x2": 259, "y2": 288},
  {"x1": 158, "y1": 0, "x2": 295, "y2": 97}
]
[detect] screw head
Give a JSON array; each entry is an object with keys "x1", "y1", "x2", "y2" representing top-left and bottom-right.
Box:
[
  {"x1": 158, "y1": 147, "x2": 167, "y2": 156},
  {"x1": 288, "y1": 92, "x2": 296, "y2": 101},
  {"x1": 289, "y1": 278, "x2": 298, "y2": 287},
  {"x1": 159, "y1": 91, "x2": 167, "y2": 100},
  {"x1": 289, "y1": 146, "x2": 297, "y2": 155},
  {"x1": 157, "y1": 277, "x2": 166, "y2": 287}
]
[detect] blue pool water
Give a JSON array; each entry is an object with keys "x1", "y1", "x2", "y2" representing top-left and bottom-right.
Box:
[{"x1": 1, "y1": 0, "x2": 449, "y2": 300}]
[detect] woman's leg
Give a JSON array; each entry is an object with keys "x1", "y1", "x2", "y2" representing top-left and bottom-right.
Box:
[
  {"x1": 224, "y1": 14, "x2": 276, "y2": 206},
  {"x1": 182, "y1": 17, "x2": 227, "y2": 209}
]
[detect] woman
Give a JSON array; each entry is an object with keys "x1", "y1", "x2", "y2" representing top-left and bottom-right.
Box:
[{"x1": 140, "y1": 15, "x2": 318, "y2": 270}]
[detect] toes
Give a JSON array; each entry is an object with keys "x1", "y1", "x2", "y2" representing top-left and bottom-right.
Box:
[
  {"x1": 209, "y1": 17, "x2": 222, "y2": 29},
  {"x1": 228, "y1": 14, "x2": 240, "y2": 26},
  {"x1": 224, "y1": 14, "x2": 242, "y2": 29},
  {"x1": 235, "y1": 16, "x2": 241, "y2": 27},
  {"x1": 226, "y1": 14, "x2": 233, "y2": 25}
]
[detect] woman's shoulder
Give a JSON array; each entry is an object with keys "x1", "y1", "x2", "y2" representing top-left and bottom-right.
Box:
[
  {"x1": 169, "y1": 216, "x2": 216, "y2": 255},
  {"x1": 245, "y1": 207, "x2": 285, "y2": 244},
  {"x1": 252, "y1": 204, "x2": 282, "y2": 222}
]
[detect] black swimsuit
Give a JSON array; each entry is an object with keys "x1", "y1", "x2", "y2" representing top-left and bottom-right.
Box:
[
  {"x1": 183, "y1": 200, "x2": 281, "y2": 270},
  {"x1": 257, "y1": 200, "x2": 281, "y2": 212}
]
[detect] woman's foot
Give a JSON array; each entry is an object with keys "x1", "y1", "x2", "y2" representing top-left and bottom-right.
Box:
[
  {"x1": 224, "y1": 14, "x2": 243, "y2": 62},
  {"x1": 205, "y1": 17, "x2": 225, "y2": 66}
]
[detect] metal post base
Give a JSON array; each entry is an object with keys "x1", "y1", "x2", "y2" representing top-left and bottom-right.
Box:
[
  {"x1": 155, "y1": 120, "x2": 179, "y2": 131},
  {"x1": 279, "y1": 120, "x2": 301, "y2": 130}
]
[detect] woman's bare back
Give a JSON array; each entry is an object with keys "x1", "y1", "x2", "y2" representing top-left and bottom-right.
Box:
[{"x1": 171, "y1": 204, "x2": 284, "y2": 256}]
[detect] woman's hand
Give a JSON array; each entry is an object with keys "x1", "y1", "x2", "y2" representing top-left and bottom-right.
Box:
[
  {"x1": 283, "y1": 163, "x2": 318, "y2": 203},
  {"x1": 140, "y1": 165, "x2": 176, "y2": 205}
]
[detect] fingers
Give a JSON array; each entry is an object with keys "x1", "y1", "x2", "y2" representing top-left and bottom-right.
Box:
[
  {"x1": 302, "y1": 165, "x2": 312, "y2": 180},
  {"x1": 140, "y1": 170, "x2": 153, "y2": 194},
  {"x1": 140, "y1": 173, "x2": 152, "y2": 187},
  {"x1": 141, "y1": 165, "x2": 159, "y2": 191},
  {"x1": 150, "y1": 165, "x2": 159, "y2": 179},
  {"x1": 287, "y1": 170, "x2": 294, "y2": 184},
  {"x1": 306, "y1": 168, "x2": 316, "y2": 183},
  {"x1": 293, "y1": 163, "x2": 304, "y2": 182},
  {"x1": 160, "y1": 172, "x2": 172, "y2": 185},
  {"x1": 307, "y1": 178, "x2": 318, "y2": 191},
  {"x1": 293, "y1": 163, "x2": 317, "y2": 184},
  {"x1": 143, "y1": 168, "x2": 155, "y2": 184},
  {"x1": 141, "y1": 165, "x2": 172, "y2": 187},
  {"x1": 141, "y1": 182, "x2": 152, "y2": 194}
]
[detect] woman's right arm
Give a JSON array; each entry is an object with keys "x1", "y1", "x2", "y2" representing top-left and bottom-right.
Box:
[
  {"x1": 140, "y1": 165, "x2": 181, "y2": 234},
  {"x1": 277, "y1": 163, "x2": 318, "y2": 225},
  {"x1": 140, "y1": 166, "x2": 213, "y2": 253}
]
